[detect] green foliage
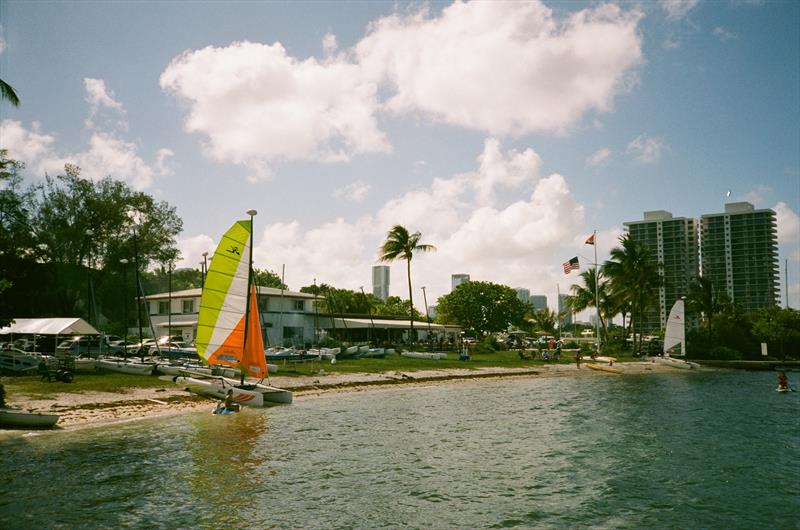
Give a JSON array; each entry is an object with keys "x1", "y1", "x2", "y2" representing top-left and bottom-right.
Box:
[
  {"x1": 0, "y1": 78, "x2": 20, "y2": 107},
  {"x1": 750, "y1": 306, "x2": 800, "y2": 359},
  {"x1": 252, "y1": 268, "x2": 287, "y2": 289},
  {"x1": 436, "y1": 280, "x2": 527, "y2": 338},
  {"x1": 529, "y1": 308, "x2": 557, "y2": 334}
]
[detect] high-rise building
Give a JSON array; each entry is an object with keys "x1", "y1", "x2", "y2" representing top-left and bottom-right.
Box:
[
  {"x1": 700, "y1": 202, "x2": 778, "y2": 312},
  {"x1": 515, "y1": 288, "x2": 530, "y2": 303},
  {"x1": 529, "y1": 295, "x2": 548, "y2": 311},
  {"x1": 372, "y1": 265, "x2": 390, "y2": 301},
  {"x1": 624, "y1": 210, "x2": 699, "y2": 332},
  {"x1": 451, "y1": 274, "x2": 470, "y2": 291},
  {"x1": 558, "y1": 294, "x2": 573, "y2": 328}
]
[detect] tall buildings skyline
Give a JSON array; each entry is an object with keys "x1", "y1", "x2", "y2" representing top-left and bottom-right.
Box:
[
  {"x1": 371, "y1": 265, "x2": 390, "y2": 301},
  {"x1": 451, "y1": 274, "x2": 470, "y2": 292}
]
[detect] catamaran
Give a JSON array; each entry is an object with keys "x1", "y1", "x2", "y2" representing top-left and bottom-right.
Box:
[
  {"x1": 172, "y1": 212, "x2": 292, "y2": 406},
  {"x1": 655, "y1": 299, "x2": 699, "y2": 369}
]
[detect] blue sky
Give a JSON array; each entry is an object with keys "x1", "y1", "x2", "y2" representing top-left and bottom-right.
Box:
[{"x1": 1, "y1": 0, "x2": 798, "y2": 312}]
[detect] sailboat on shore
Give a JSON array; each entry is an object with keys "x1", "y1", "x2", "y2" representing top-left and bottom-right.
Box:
[
  {"x1": 173, "y1": 213, "x2": 292, "y2": 406},
  {"x1": 655, "y1": 299, "x2": 699, "y2": 370}
]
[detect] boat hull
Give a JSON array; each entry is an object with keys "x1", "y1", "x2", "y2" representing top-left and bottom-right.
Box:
[
  {"x1": 96, "y1": 359, "x2": 154, "y2": 375},
  {"x1": 174, "y1": 375, "x2": 292, "y2": 406},
  {"x1": 654, "y1": 356, "x2": 698, "y2": 369},
  {"x1": 0, "y1": 408, "x2": 60, "y2": 428},
  {"x1": 586, "y1": 363, "x2": 623, "y2": 374}
]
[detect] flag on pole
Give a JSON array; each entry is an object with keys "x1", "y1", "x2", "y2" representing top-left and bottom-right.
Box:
[
  {"x1": 562, "y1": 256, "x2": 579, "y2": 274},
  {"x1": 585, "y1": 233, "x2": 595, "y2": 245}
]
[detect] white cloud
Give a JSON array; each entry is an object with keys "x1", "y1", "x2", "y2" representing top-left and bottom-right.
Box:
[
  {"x1": 659, "y1": 0, "x2": 699, "y2": 20},
  {"x1": 160, "y1": 41, "x2": 391, "y2": 180},
  {"x1": 176, "y1": 234, "x2": 217, "y2": 270},
  {"x1": 712, "y1": 26, "x2": 737, "y2": 41},
  {"x1": 586, "y1": 147, "x2": 612, "y2": 167},
  {"x1": 322, "y1": 33, "x2": 338, "y2": 56},
  {"x1": 775, "y1": 202, "x2": 800, "y2": 244},
  {"x1": 83, "y1": 78, "x2": 127, "y2": 131},
  {"x1": 249, "y1": 139, "x2": 589, "y2": 309},
  {"x1": 0, "y1": 120, "x2": 57, "y2": 171},
  {"x1": 743, "y1": 185, "x2": 772, "y2": 205},
  {"x1": 333, "y1": 180, "x2": 370, "y2": 202},
  {"x1": 626, "y1": 134, "x2": 668, "y2": 164},
  {"x1": 358, "y1": 1, "x2": 643, "y2": 136}
]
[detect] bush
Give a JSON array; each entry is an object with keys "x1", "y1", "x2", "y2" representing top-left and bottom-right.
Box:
[
  {"x1": 563, "y1": 341, "x2": 579, "y2": 349},
  {"x1": 709, "y1": 346, "x2": 742, "y2": 360}
]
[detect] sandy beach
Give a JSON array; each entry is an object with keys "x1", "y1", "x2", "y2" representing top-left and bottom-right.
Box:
[{"x1": 2, "y1": 361, "x2": 692, "y2": 434}]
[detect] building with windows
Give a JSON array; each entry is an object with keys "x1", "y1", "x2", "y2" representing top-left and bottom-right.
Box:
[
  {"x1": 515, "y1": 288, "x2": 530, "y2": 303},
  {"x1": 624, "y1": 210, "x2": 699, "y2": 332},
  {"x1": 372, "y1": 265, "x2": 390, "y2": 301},
  {"x1": 529, "y1": 295, "x2": 548, "y2": 311},
  {"x1": 700, "y1": 202, "x2": 778, "y2": 312},
  {"x1": 451, "y1": 274, "x2": 470, "y2": 291},
  {"x1": 558, "y1": 294, "x2": 573, "y2": 329}
]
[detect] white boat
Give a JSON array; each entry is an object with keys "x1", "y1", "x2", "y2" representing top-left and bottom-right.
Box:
[
  {"x1": 174, "y1": 216, "x2": 291, "y2": 406},
  {"x1": 0, "y1": 407, "x2": 60, "y2": 428},
  {"x1": 656, "y1": 299, "x2": 699, "y2": 369},
  {"x1": 361, "y1": 348, "x2": 386, "y2": 358},
  {"x1": 580, "y1": 355, "x2": 617, "y2": 364},
  {"x1": 96, "y1": 358, "x2": 155, "y2": 375},
  {"x1": 0, "y1": 349, "x2": 55, "y2": 373},
  {"x1": 401, "y1": 351, "x2": 447, "y2": 360},
  {"x1": 340, "y1": 346, "x2": 359, "y2": 357}
]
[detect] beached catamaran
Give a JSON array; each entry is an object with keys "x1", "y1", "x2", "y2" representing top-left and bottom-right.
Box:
[
  {"x1": 173, "y1": 212, "x2": 292, "y2": 405},
  {"x1": 656, "y1": 299, "x2": 698, "y2": 369}
]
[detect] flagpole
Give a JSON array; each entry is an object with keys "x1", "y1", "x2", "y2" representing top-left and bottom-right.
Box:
[{"x1": 593, "y1": 230, "x2": 600, "y2": 354}]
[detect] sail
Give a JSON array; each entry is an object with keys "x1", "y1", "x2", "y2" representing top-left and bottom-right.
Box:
[
  {"x1": 663, "y1": 299, "x2": 686, "y2": 356},
  {"x1": 195, "y1": 220, "x2": 264, "y2": 372}
]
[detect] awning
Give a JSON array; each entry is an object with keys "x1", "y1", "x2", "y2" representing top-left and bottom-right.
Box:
[
  {"x1": 155, "y1": 321, "x2": 197, "y2": 327},
  {"x1": 0, "y1": 318, "x2": 100, "y2": 336},
  {"x1": 326, "y1": 318, "x2": 448, "y2": 330}
]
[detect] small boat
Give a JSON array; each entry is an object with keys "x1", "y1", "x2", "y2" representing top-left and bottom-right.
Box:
[
  {"x1": 776, "y1": 386, "x2": 790, "y2": 393},
  {"x1": 401, "y1": 351, "x2": 447, "y2": 360},
  {"x1": 0, "y1": 407, "x2": 60, "y2": 428},
  {"x1": 174, "y1": 216, "x2": 291, "y2": 406},
  {"x1": 580, "y1": 355, "x2": 617, "y2": 364},
  {"x1": 586, "y1": 363, "x2": 623, "y2": 374},
  {"x1": 360, "y1": 348, "x2": 386, "y2": 358},
  {"x1": 96, "y1": 358, "x2": 155, "y2": 375},
  {"x1": 0, "y1": 349, "x2": 56, "y2": 373},
  {"x1": 656, "y1": 299, "x2": 699, "y2": 369}
]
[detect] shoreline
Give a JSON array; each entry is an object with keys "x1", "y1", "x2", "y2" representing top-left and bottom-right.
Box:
[{"x1": 1, "y1": 362, "x2": 705, "y2": 436}]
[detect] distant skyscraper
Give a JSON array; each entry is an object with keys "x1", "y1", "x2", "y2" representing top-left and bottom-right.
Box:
[
  {"x1": 624, "y1": 210, "x2": 699, "y2": 333},
  {"x1": 451, "y1": 274, "x2": 470, "y2": 291},
  {"x1": 529, "y1": 295, "x2": 548, "y2": 311},
  {"x1": 558, "y1": 294, "x2": 573, "y2": 328},
  {"x1": 515, "y1": 288, "x2": 530, "y2": 303},
  {"x1": 701, "y1": 202, "x2": 778, "y2": 312},
  {"x1": 372, "y1": 265, "x2": 390, "y2": 301}
]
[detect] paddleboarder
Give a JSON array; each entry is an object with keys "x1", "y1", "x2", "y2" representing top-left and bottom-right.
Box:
[{"x1": 778, "y1": 372, "x2": 789, "y2": 391}]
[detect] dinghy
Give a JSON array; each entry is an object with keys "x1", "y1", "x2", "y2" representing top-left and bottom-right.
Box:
[
  {"x1": 655, "y1": 300, "x2": 699, "y2": 369},
  {"x1": 0, "y1": 408, "x2": 60, "y2": 428}
]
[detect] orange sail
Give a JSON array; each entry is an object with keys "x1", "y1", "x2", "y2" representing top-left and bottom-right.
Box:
[{"x1": 241, "y1": 283, "x2": 267, "y2": 379}]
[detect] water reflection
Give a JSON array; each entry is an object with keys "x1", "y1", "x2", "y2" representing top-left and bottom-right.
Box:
[{"x1": 185, "y1": 409, "x2": 269, "y2": 527}]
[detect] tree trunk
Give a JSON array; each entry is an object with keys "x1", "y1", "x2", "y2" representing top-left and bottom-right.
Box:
[{"x1": 407, "y1": 258, "x2": 414, "y2": 342}]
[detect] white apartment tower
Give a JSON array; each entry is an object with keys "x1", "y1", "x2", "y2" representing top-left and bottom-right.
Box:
[
  {"x1": 372, "y1": 265, "x2": 390, "y2": 301},
  {"x1": 451, "y1": 274, "x2": 470, "y2": 291}
]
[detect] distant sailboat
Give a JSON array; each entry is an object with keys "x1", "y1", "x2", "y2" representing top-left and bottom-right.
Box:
[
  {"x1": 173, "y1": 215, "x2": 292, "y2": 405},
  {"x1": 656, "y1": 299, "x2": 698, "y2": 369}
]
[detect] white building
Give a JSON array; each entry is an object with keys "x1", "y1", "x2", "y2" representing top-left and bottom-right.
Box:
[{"x1": 372, "y1": 265, "x2": 390, "y2": 301}]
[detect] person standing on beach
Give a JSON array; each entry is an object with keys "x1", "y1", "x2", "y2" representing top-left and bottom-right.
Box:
[{"x1": 575, "y1": 352, "x2": 581, "y2": 368}]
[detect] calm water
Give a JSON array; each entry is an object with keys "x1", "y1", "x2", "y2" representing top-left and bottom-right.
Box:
[{"x1": 1, "y1": 371, "x2": 798, "y2": 529}]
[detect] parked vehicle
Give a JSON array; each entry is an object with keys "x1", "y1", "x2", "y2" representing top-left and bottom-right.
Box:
[{"x1": 56, "y1": 336, "x2": 123, "y2": 357}]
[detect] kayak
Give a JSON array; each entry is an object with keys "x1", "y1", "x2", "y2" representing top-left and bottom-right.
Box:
[{"x1": 586, "y1": 363, "x2": 623, "y2": 374}]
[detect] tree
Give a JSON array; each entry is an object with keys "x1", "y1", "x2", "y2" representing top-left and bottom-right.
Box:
[
  {"x1": 0, "y1": 79, "x2": 20, "y2": 107},
  {"x1": 0, "y1": 151, "x2": 36, "y2": 259},
  {"x1": 529, "y1": 308, "x2": 558, "y2": 335},
  {"x1": 751, "y1": 306, "x2": 800, "y2": 360},
  {"x1": 436, "y1": 281, "x2": 527, "y2": 338},
  {"x1": 603, "y1": 234, "x2": 661, "y2": 354},
  {"x1": 567, "y1": 267, "x2": 611, "y2": 340},
  {"x1": 253, "y1": 268, "x2": 287, "y2": 289},
  {"x1": 685, "y1": 276, "x2": 718, "y2": 326},
  {"x1": 378, "y1": 225, "x2": 436, "y2": 340}
]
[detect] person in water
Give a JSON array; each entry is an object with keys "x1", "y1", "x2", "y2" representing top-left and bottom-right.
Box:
[
  {"x1": 216, "y1": 389, "x2": 239, "y2": 413},
  {"x1": 778, "y1": 372, "x2": 789, "y2": 390},
  {"x1": 575, "y1": 352, "x2": 581, "y2": 368}
]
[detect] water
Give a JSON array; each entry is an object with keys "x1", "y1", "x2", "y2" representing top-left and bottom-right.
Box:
[{"x1": 1, "y1": 371, "x2": 798, "y2": 529}]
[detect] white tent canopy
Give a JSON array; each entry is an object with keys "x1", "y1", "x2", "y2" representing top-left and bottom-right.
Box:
[{"x1": 0, "y1": 318, "x2": 100, "y2": 336}]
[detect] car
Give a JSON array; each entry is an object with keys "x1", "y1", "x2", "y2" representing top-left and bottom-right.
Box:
[{"x1": 56, "y1": 336, "x2": 123, "y2": 357}]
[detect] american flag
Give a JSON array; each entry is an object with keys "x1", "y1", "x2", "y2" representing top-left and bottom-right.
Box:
[{"x1": 563, "y1": 256, "x2": 579, "y2": 274}]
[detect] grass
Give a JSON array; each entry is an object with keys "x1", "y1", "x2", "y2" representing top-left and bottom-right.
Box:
[{"x1": 1, "y1": 349, "x2": 642, "y2": 398}]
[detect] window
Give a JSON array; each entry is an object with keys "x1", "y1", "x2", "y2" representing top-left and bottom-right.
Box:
[
  {"x1": 182, "y1": 300, "x2": 195, "y2": 313},
  {"x1": 158, "y1": 301, "x2": 169, "y2": 315},
  {"x1": 292, "y1": 300, "x2": 304, "y2": 311}
]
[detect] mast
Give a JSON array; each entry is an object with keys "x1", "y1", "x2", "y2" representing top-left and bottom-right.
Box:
[
  {"x1": 593, "y1": 230, "x2": 600, "y2": 354},
  {"x1": 242, "y1": 209, "x2": 257, "y2": 385}
]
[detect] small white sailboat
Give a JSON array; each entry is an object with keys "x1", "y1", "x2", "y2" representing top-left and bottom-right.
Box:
[
  {"x1": 173, "y1": 214, "x2": 292, "y2": 406},
  {"x1": 401, "y1": 351, "x2": 447, "y2": 360},
  {"x1": 655, "y1": 299, "x2": 699, "y2": 369},
  {"x1": 0, "y1": 407, "x2": 60, "y2": 428},
  {"x1": 96, "y1": 358, "x2": 155, "y2": 375}
]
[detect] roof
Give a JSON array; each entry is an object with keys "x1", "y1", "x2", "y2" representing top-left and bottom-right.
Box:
[
  {"x1": 145, "y1": 286, "x2": 321, "y2": 300},
  {"x1": 0, "y1": 318, "x2": 100, "y2": 336},
  {"x1": 329, "y1": 318, "x2": 450, "y2": 330}
]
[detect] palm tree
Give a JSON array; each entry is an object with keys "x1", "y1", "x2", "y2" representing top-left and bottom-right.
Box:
[
  {"x1": 603, "y1": 234, "x2": 661, "y2": 354},
  {"x1": 378, "y1": 225, "x2": 436, "y2": 341},
  {"x1": 567, "y1": 267, "x2": 610, "y2": 339},
  {"x1": 686, "y1": 276, "x2": 717, "y2": 326},
  {"x1": 0, "y1": 79, "x2": 20, "y2": 107}
]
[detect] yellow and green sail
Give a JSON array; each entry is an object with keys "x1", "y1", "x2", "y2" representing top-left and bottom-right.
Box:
[{"x1": 195, "y1": 220, "x2": 267, "y2": 379}]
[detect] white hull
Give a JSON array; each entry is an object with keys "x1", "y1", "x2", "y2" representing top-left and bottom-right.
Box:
[
  {"x1": 580, "y1": 356, "x2": 617, "y2": 363},
  {"x1": 0, "y1": 407, "x2": 60, "y2": 428},
  {"x1": 401, "y1": 351, "x2": 447, "y2": 360},
  {"x1": 96, "y1": 359, "x2": 154, "y2": 375},
  {"x1": 654, "y1": 356, "x2": 698, "y2": 369},
  {"x1": 174, "y1": 375, "x2": 292, "y2": 406}
]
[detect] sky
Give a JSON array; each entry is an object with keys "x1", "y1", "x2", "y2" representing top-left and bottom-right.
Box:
[{"x1": 1, "y1": 0, "x2": 798, "y2": 314}]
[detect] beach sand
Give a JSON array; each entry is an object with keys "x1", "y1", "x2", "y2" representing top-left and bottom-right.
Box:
[{"x1": 1, "y1": 361, "x2": 689, "y2": 434}]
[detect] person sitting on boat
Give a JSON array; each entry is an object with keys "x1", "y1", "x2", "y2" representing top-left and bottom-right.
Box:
[{"x1": 778, "y1": 372, "x2": 789, "y2": 391}]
